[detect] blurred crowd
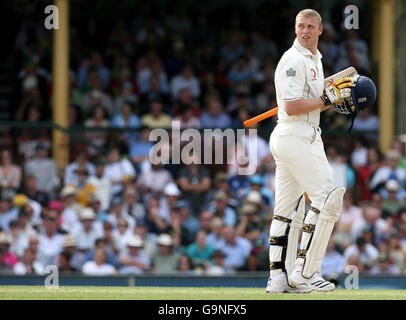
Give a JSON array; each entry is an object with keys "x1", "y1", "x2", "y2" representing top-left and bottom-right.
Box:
[{"x1": 1, "y1": 1, "x2": 403, "y2": 278}]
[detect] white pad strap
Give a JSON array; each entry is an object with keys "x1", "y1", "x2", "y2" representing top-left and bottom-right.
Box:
[{"x1": 302, "y1": 187, "x2": 346, "y2": 278}]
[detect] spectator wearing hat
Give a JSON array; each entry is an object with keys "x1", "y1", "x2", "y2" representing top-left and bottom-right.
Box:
[
  {"x1": 104, "y1": 147, "x2": 136, "y2": 198},
  {"x1": 382, "y1": 180, "x2": 404, "y2": 219},
  {"x1": 151, "y1": 234, "x2": 181, "y2": 274},
  {"x1": 0, "y1": 149, "x2": 22, "y2": 191},
  {"x1": 86, "y1": 159, "x2": 111, "y2": 211},
  {"x1": 185, "y1": 230, "x2": 214, "y2": 270},
  {"x1": 0, "y1": 189, "x2": 18, "y2": 232},
  {"x1": 57, "y1": 251, "x2": 76, "y2": 274},
  {"x1": 205, "y1": 249, "x2": 232, "y2": 276},
  {"x1": 235, "y1": 202, "x2": 263, "y2": 242},
  {"x1": 205, "y1": 171, "x2": 230, "y2": 205},
  {"x1": 13, "y1": 247, "x2": 44, "y2": 275},
  {"x1": 133, "y1": 223, "x2": 158, "y2": 259},
  {"x1": 59, "y1": 185, "x2": 80, "y2": 233},
  {"x1": 177, "y1": 159, "x2": 211, "y2": 215},
  {"x1": 71, "y1": 207, "x2": 103, "y2": 267},
  {"x1": 141, "y1": 100, "x2": 172, "y2": 129},
  {"x1": 118, "y1": 235, "x2": 150, "y2": 275},
  {"x1": 247, "y1": 175, "x2": 274, "y2": 210},
  {"x1": 157, "y1": 183, "x2": 181, "y2": 224},
  {"x1": 220, "y1": 226, "x2": 252, "y2": 271},
  {"x1": 24, "y1": 144, "x2": 59, "y2": 196},
  {"x1": 11, "y1": 206, "x2": 37, "y2": 256},
  {"x1": 122, "y1": 186, "x2": 146, "y2": 225},
  {"x1": 369, "y1": 252, "x2": 402, "y2": 275},
  {"x1": 81, "y1": 247, "x2": 117, "y2": 276},
  {"x1": 37, "y1": 209, "x2": 64, "y2": 267},
  {"x1": 64, "y1": 152, "x2": 96, "y2": 187},
  {"x1": 207, "y1": 190, "x2": 237, "y2": 227},
  {"x1": 20, "y1": 175, "x2": 49, "y2": 207}
]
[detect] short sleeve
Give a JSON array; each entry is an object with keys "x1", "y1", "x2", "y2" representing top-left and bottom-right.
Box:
[{"x1": 277, "y1": 57, "x2": 306, "y2": 101}]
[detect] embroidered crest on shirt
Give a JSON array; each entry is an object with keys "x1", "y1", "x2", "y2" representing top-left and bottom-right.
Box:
[{"x1": 286, "y1": 68, "x2": 296, "y2": 77}]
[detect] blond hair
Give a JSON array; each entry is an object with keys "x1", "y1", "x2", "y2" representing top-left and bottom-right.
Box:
[{"x1": 296, "y1": 9, "x2": 322, "y2": 26}]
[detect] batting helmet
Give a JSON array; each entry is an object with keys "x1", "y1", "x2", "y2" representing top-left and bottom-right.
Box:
[{"x1": 351, "y1": 75, "x2": 377, "y2": 112}]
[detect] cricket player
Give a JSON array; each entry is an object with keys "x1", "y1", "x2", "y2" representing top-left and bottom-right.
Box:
[{"x1": 265, "y1": 9, "x2": 352, "y2": 293}]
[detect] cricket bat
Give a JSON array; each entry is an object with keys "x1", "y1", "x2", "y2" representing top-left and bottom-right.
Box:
[{"x1": 243, "y1": 67, "x2": 358, "y2": 127}]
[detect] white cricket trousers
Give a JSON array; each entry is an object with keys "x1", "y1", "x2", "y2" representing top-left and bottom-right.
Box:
[{"x1": 269, "y1": 121, "x2": 334, "y2": 215}]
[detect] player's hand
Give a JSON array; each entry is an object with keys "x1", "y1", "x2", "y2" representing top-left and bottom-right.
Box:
[{"x1": 321, "y1": 77, "x2": 355, "y2": 106}]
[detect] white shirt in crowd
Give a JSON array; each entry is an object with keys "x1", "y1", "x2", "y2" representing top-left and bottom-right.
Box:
[
  {"x1": 82, "y1": 261, "x2": 116, "y2": 276},
  {"x1": 87, "y1": 175, "x2": 112, "y2": 211},
  {"x1": 104, "y1": 159, "x2": 135, "y2": 196},
  {"x1": 38, "y1": 232, "x2": 64, "y2": 267}
]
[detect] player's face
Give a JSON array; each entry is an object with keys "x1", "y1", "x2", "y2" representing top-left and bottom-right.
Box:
[{"x1": 295, "y1": 16, "x2": 323, "y2": 51}]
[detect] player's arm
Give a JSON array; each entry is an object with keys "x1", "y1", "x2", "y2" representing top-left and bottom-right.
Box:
[{"x1": 284, "y1": 97, "x2": 325, "y2": 116}]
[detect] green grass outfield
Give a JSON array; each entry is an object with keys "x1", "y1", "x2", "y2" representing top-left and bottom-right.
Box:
[{"x1": 0, "y1": 286, "x2": 405, "y2": 300}]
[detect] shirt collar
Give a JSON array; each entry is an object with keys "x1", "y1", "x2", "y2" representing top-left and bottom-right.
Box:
[{"x1": 293, "y1": 38, "x2": 323, "y2": 59}]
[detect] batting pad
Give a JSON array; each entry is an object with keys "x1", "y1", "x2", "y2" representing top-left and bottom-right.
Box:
[{"x1": 302, "y1": 187, "x2": 346, "y2": 278}]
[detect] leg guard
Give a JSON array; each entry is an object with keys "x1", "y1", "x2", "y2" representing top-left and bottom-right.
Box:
[
  {"x1": 269, "y1": 195, "x2": 305, "y2": 279},
  {"x1": 302, "y1": 187, "x2": 346, "y2": 278}
]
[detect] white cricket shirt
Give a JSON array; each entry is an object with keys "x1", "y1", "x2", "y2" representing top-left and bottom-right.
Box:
[{"x1": 275, "y1": 38, "x2": 324, "y2": 127}]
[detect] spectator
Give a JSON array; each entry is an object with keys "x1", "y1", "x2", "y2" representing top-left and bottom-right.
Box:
[
  {"x1": 326, "y1": 146, "x2": 355, "y2": 189},
  {"x1": 0, "y1": 189, "x2": 18, "y2": 232},
  {"x1": 199, "y1": 210, "x2": 213, "y2": 234},
  {"x1": 151, "y1": 234, "x2": 181, "y2": 274},
  {"x1": 106, "y1": 197, "x2": 135, "y2": 231},
  {"x1": 235, "y1": 203, "x2": 263, "y2": 242},
  {"x1": 227, "y1": 56, "x2": 253, "y2": 89},
  {"x1": 38, "y1": 209, "x2": 64, "y2": 267},
  {"x1": 0, "y1": 247, "x2": 13, "y2": 275},
  {"x1": 321, "y1": 238, "x2": 345, "y2": 277},
  {"x1": 205, "y1": 249, "x2": 230, "y2": 275},
  {"x1": 170, "y1": 64, "x2": 200, "y2": 100},
  {"x1": 0, "y1": 149, "x2": 22, "y2": 190},
  {"x1": 351, "y1": 108, "x2": 379, "y2": 134},
  {"x1": 64, "y1": 152, "x2": 96, "y2": 187},
  {"x1": 81, "y1": 85, "x2": 114, "y2": 119},
  {"x1": 158, "y1": 183, "x2": 182, "y2": 226},
  {"x1": 113, "y1": 218, "x2": 132, "y2": 255},
  {"x1": 185, "y1": 230, "x2": 214, "y2": 269},
  {"x1": 122, "y1": 187, "x2": 146, "y2": 225},
  {"x1": 334, "y1": 191, "x2": 363, "y2": 248},
  {"x1": 58, "y1": 251, "x2": 75, "y2": 274},
  {"x1": 104, "y1": 148, "x2": 136, "y2": 198},
  {"x1": 133, "y1": 224, "x2": 157, "y2": 259},
  {"x1": 71, "y1": 208, "x2": 103, "y2": 265},
  {"x1": 111, "y1": 101, "x2": 142, "y2": 141},
  {"x1": 343, "y1": 237, "x2": 379, "y2": 271},
  {"x1": 220, "y1": 32, "x2": 244, "y2": 63},
  {"x1": 84, "y1": 106, "x2": 110, "y2": 156},
  {"x1": 382, "y1": 180, "x2": 403, "y2": 219},
  {"x1": 350, "y1": 139, "x2": 368, "y2": 171},
  {"x1": 20, "y1": 175, "x2": 49, "y2": 207},
  {"x1": 207, "y1": 191, "x2": 237, "y2": 227},
  {"x1": 129, "y1": 126, "x2": 154, "y2": 172},
  {"x1": 118, "y1": 235, "x2": 150, "y2": 275},
  {"x1": 178, "y1": 254, "x2": 195, "y2": 275},
  {"x1": 141, "y1": 99, "x2": 172, "y2": 129},
  {"x1": 137, "y1": 162, "x2": 173, "y2": 204},
  {"x1": 177, "y1": 160, "x2": 211, "y2": 215},
  {"x1": 352, "y1": 204, "x2": 388, "y2": 245},
  {"x1": 24, "y1": 144, "x2": 59, "y2": 196},
  {"x1": 173, "y1": 103, "x2": 201, "y2": 129},
  {"x1": 220, "y1": 226, "x2": 252, "y2": 271},
  {"x1": 81, "y1": 247, "x2": 117, "y2": 276},
  {"x1": 13, "y1": 247, "x2": 44, "y2": 275},
  {"x1": 60, "y1": 234, "x2": 82, "y2": 271},
  {"x1": 370, "y1": 149, "x2": 406, "y2": 196},
  {"x1": 200, "y1": 94, "x2": 232, "y2": 129},
  {"x1": 78, "y1": 51, "x2": 111, "y2": 90},
  {"x1": 0, "y1": 231, "x2": 18, "y2": 268},
  {"x1": 369, "y1": 252, "x2": 402, "y2": 275},
  {"x1": 356, "y1": 147, "x2": 381, "y2": 202},
  {"x1": 144, "y1": 196, "x2": 168, "y2": 235},
  {"x1": 84, "y1": 238, "x2": 118, "y2": 268},
  {"x1": 87, "y1": 159, "x2": 111, "y2": 211},
  {"x1": 388, "y1": 234, "x2": 406, "y2": 272}
]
